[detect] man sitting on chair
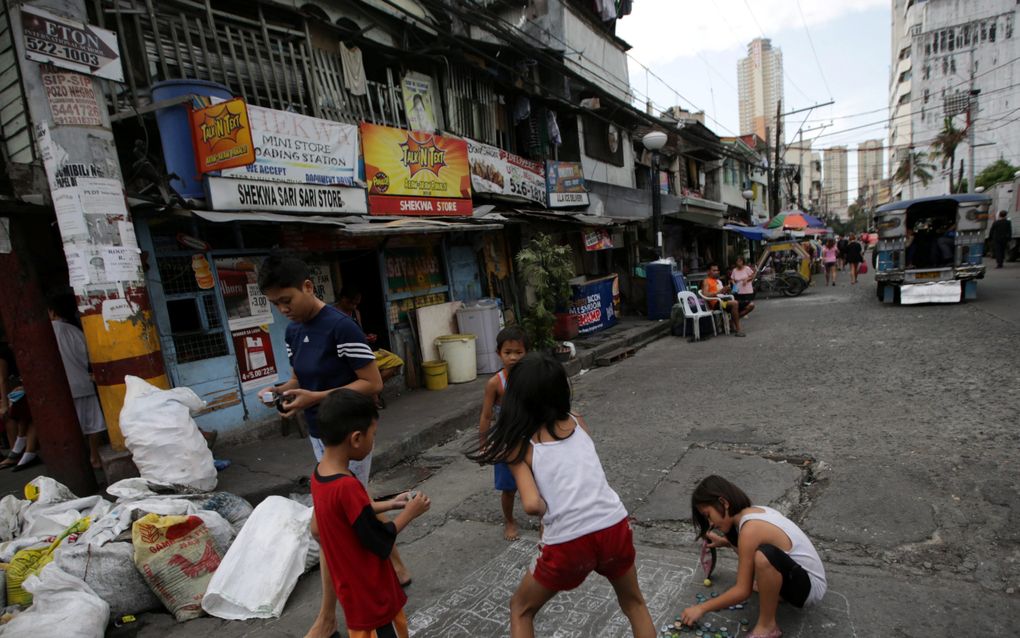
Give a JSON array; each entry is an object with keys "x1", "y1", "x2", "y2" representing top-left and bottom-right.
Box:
[{"x1": 702, "y1": 263, "x2": 750, "y2": 337}]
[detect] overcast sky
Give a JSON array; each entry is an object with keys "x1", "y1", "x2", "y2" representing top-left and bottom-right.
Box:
[{"x1": 617, "y1": 0, "x2": 891, "y2": 202}]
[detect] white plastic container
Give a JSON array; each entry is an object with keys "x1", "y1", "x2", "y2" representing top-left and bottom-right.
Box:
[
  {"x1": 434, "y1": 334, "x2": 478, "y2": 383},
  {"x1": 456, "y1": 301, "x2": 501, "y2": 374}
]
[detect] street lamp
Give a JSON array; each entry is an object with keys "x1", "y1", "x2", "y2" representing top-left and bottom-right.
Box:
[
  {"x1": 741, "y1": 188, "x2": 754, "y2": 222},
  {"x1": 642, "y1": 130, "x2": 668, "y2": 258}
]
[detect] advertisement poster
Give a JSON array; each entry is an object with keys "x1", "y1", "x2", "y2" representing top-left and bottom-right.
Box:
[
  {"x1": 41, "y1": 68, "x2": 103, "y2": 126},
  {"x1": 569, "y1": 275, "x2": 619, "y2": 335},
  {"x1": 231, "y1": 326, "x2": 278, "y2": 391},
  {"x1": 546, "y1": 161, "x2": 590, "y2": 208},
  {"x1": 190, "y1": 98, "x2": 256, "y2": 174},
  {"x1": 308, "y1": 263, "x2": 335, "y2": 303},
  {"x1": 214, "y1": 257, "x2": 274, "y2": 330},
  {"x1": 466, "y1": 138, "x2": 546, "y2": 206},
  {"x1": 583, "y1": 227, "x2": 613, "y2": 251},
  {"x1": 220, "y1": 106, "x2": 358, "y2": 186},
  {"x1": 402, "y1": 71, "x2": 437, "y2": 132},
  {"x1": 361, "y1": 123, "x2": 472, "y2": 216},
  {"x1": 21, "y1": 5, "x2": 123, "y2": 81}
]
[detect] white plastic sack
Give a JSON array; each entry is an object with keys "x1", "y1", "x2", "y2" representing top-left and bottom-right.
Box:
[
  {"x1": 201, "y1": 496, "x2": 312, "y2": 620},
  {"x1": 76, "y1": 498, "x2": 199, "y2": 547},
  {"x1": 119, "y1": 376, "x2": 217, "y2": 491},
  {"x1": 21, "y1": 495, "x2": 111, "y2": 538},
  {"x1": 0, "y1": 494, "x2": 26, "y2": 543},
  {"x1": 0, "y1": 563, "x2": 109, "y2": 638},
  {"x1": 26, "y1": 476, "x2": 77, "y2": 504},
  {"x1": 55, "y1": 541, "x2": 162, "y2": 618}
]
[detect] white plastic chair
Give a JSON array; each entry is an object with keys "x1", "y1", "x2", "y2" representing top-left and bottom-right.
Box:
[
  {"x1": 698, "y1": 289, "x2": 733, "y2": 335},
  {"x1": 676, "y1": 291, "x2": 717, "y2": 341}
]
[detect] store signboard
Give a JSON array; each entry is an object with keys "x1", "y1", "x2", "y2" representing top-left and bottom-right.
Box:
[
  {"x1": 220, "y1": 106, "x2": 358, "y2": 186},
  {"x1": 361, "y1": 123, "x2": 471, "y2": 216},
  {"x1": 205, "y1": 176, "x2": 367, "y2": 214},
  {"x1": 546, "y1": 161, "x2": 589, "y2": 208},
  {"x1": 569, "y1": 275, "x2": 619, "y2": 334},
  {"x1": 190, "y1": 98, "x2": 256, "y2": 174},
  {"x1": 215, "y1": 257, "x2": 273, "y2": 330},
  {"x1": 21, "y1": 5, "x2": 123, "y2": 81},
  {"x1": 465, "y1": 138, "x2": 546, "y2": 206}
]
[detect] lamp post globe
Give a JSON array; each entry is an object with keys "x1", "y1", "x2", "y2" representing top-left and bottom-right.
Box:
[
  {"x1": 742, "y1": 189, "x2": 754, "y2": 222},
  {"x1": 642, "y1": 130, "x2": 667, "y2": 151},
  {"x1": 642, "y1": 130, "x2": 667, "y2": 258}
]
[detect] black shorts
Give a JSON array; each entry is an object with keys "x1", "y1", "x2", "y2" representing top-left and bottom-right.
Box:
[
  {"x1": 758, "y1": 543, "x2": 812, "y2": 607},
  {"x1": 734, "y1": 293, "x2": 755, "y2": 303}
]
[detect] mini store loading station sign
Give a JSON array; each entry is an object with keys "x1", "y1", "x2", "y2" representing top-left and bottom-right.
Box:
[{"x1": 21, "y1": 5, "x2": 123, "y2": 82}]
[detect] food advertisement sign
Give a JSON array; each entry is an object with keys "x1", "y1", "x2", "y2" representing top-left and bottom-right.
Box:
[
  {"x1": 231, "y1": 326, "x2": 278, "y2": 391},
  {"x1": 214, "y1": 257, "x2": 274, "y2": 330},
  {"x1": 569, "y1": 275, "x2": 619, "y2": 335},
  {"x1": 190, "y1": 98, "x2": 256, "y2": 174},
  {"x1": 220, "y1": 106, "x2": 358, "y2": 186},
  {"x1": 466, "y1": 138, "x2": 546, "y2": 206},
  {"x1": 546, "y1": 161, "x2": 589, "y2": 208},
  {"x1": 361, "y1": 123, "x2": 472, "y2": 216}
]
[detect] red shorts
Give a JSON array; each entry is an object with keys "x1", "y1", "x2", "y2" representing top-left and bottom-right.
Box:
[{"x1": 531, "y1": 517, "x2": 635, "y2": 591}]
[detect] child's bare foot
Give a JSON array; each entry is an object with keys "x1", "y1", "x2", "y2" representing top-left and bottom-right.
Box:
[
  {"x1": 503, "y1": 519, "x2": 519, "y2": 541},
  {"x1": 747, "y1": 623, "x2": 782, "y2": 638},
  {"x1": 303, "y1": 615, "x2": 338, "y2": 638}
]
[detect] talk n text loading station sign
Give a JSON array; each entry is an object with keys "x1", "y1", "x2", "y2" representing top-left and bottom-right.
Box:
[{"x1": 21, "y1": 5, "x2": 123, "y2": 82}]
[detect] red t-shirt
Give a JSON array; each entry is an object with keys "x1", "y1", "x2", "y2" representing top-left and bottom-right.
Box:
[{"x1": 311, "y1": 469, "x2": 406, "y2": 630}]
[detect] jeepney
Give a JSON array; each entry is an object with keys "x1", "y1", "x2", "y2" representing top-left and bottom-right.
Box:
[{"x1": 873, "y1": 194, "x2": 991, "y2": 304}]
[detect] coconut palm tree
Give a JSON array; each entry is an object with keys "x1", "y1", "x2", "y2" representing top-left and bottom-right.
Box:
[
  {"x1": 929, "y1": 117, "x2": 968, "y2": 193},
  {"x1": 893, "y1": 149, "x2": 935, "y2": 196}
]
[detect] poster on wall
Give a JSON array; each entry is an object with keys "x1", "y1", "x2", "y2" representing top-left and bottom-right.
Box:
[
  {"x1": 308, "y1": 263, "x2": 335, "y2": 303},
  {"x1": 583, "y1": 227, "x2": 613, "y2": 251},
  {"x1": 231, "y1": 326, "x2": 278, "y2": 391},
  {"x1": 220, "y1": 106, "x2": 358, "y2": 186},
  {"x1": 41, "y1": 68, "x2": 103, "y2": 126},
  {"x1": 546, "y1": 161, "x2": 590, "y2": 208},
  {"x1": 361, "y1": 123, "x2": 472, "y2": 216},
  {"x1": 215, "y1": 257, "x2": 274, "y2": 330},
  {"x1": 401, "y1": 71, "x2": 437, "y2": 133},
  {"x1": 569, "y1": 274, "x2": 619, "y2": 335},
  {"x1": 466, "y1": 138, "x2": 546, "y2": 206},
  {"x1": 190, "y1": 98, "x2": 256, "y2": 174}
]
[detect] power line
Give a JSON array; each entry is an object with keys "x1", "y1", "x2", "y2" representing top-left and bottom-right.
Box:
[{"x1": 795, "y1": 0, "x2": 833, "y2": 101}]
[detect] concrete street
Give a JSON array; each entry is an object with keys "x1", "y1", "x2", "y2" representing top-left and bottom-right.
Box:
[{"x1": 128, "y1": 263, "x2": 1020, "y2": 636}]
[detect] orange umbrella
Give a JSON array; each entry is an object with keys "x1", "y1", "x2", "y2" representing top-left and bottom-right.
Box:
[{"x1": 766, "y1": 211, "x2": 809, "y2": 230}]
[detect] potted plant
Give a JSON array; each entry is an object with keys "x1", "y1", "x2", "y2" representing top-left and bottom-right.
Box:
[{"x1": 515, "y1": 233, "x2": 575, "y2": 357}]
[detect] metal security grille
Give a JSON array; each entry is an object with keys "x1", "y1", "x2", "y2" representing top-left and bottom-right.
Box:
[
  {"x1": 173, "y1": 331, "x2": 228, "y2": 363},
  {"x1": 156, "y1": 255, "x2": 201, "y2": 296},
  {"x1": 155, "y1": 254, "x2": 229, "y2": 362}
]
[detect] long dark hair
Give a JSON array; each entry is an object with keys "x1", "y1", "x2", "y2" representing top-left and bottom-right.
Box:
[
  {"x1": 468, "y1": 352, "x2": 571, "y2": 465},
  {"x1": 691, "y1": 475, "x2": 752, "y2": 545}
]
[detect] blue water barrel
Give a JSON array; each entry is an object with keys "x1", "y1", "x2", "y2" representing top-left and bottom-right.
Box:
[
  {"x1": 151, "y1": 80, "x2": 234, "y2": 199},
  {"x1": 646, "y1": 262, "x2": 676, "y2": 320}
]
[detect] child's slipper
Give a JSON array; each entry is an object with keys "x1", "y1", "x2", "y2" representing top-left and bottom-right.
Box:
[
  {"x1": 747, "y1": 629, "x2": 782, "y2": 638},
  {"x1": 400, "y1": 578, "x2": 413, "y2": 588}
]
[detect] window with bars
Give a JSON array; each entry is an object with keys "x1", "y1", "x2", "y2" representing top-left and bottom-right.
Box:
[{"x1": 156, "y1": 254, "x2": 230, "y2": 363}]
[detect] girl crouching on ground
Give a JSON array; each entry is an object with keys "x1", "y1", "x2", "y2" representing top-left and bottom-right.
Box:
[
  {"x1": 469, "y1": 353, "x2": 655, "y2": 638},
  {"x1": 682, "y1": 476, "x2": 827, "y2": 638}
]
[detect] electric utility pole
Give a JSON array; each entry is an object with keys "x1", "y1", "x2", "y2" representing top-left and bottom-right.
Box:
[
  {"x1": 967, "y1": 47, "x2": 979, "y2": 193},
  {"x1": 771, "y1": 99, "x2": 782, "y2": 217}
]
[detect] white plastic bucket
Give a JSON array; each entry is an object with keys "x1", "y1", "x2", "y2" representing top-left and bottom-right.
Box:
[{"x1": 434, "y1": 334, "x2": 478, "y2": 383}]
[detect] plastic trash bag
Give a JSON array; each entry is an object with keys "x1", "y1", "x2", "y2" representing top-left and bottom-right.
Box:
[
  {"x1": 24, "y1": 476, "x2": 76, "y2": 504},
  {"x1": 119, "y1": 376, "x2": 217, "y2": 492},
  {"x1": 0, "y1": 563, "x2": 109, "y2": 638},
  {"x1": 21, "y1": 495, "x2": 110, "y2": 538},
  {"x1": 55, "y1": 541, "x2": 162, "y2": 618},
  {"x1": 6, "y1": 518, "x2": 90, "y2": 606},
  {"x1": 0, "y1": 494, "x2": 26, "y2": 543},
  {"x1": 201, "y1": 496, "x2": 312, "y2": 620}
]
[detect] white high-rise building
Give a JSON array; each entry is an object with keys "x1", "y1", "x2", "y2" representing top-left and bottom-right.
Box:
[
  {"x1": 857, "y1": 139, "x2": 885, "y2": 203},
  {"x1": 738, "y1": 38, "x2": 784, "y2": 142},
  {"x1": 889, "y1": 0, "x2": 1020, "y2": 199},
  {"x1": 784, "y1": 144, "x2": 823, "y2": 212},
  {"x1": 823, "y1": 146, "x2": 848, "y2": 217}
]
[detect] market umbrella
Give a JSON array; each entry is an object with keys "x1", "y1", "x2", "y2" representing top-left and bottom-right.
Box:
[
  {"x1": 765, "y1": 211, "x2": 809, "y2": 230},
  {"x1": 801, "y1": 212, "x2": 826, "y2": 228}
]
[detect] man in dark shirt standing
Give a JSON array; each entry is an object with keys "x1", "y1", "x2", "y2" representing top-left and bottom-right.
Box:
[
  {"x1": 259, "y1": 254, "x2": 410, "y2": 638},
  {"x1": 990, "y1": 210, "x2": 1013, "y2": 268}
]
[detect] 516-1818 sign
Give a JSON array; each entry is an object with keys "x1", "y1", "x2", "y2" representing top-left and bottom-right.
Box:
[{"x1": 21, "y1": 5, "x2": 123, "y2": 82}]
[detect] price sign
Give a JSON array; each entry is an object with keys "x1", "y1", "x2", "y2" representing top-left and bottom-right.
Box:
[{"x1": 247, "y1": 283, "x2": 271, "y2": 318}]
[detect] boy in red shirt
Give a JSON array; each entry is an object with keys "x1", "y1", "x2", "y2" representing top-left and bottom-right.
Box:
[{"x1": 311, "y1": 389, "x2": 430, "y2": 637}]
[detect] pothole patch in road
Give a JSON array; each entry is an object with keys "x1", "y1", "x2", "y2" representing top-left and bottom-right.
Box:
[{"x1": 686, "y1": 426, "x2": 783, "y2": 445}]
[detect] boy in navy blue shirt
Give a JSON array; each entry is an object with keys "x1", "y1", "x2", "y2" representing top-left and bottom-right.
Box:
[{"x1": 259, "y1": 253, "x2": 409, "y2": 638}]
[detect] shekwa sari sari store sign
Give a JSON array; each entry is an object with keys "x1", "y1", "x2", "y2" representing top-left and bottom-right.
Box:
[{"x1": 202, "y1": 105, "x2": 367, "y2": 214}]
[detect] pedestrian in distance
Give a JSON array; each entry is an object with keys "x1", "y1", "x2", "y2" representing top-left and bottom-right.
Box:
[
  {"x1": 702, "y1": 264, "x2": 750, "y2": 337},
  {"x1": 836, "y1": 235, "x2": 849, "y2": 271},
  {"x1": 845, "y1": 233, "x2": 864, "y2": 284},
  {"x1": 257, "y1": 253, "x2": 412, "y2": 638},
  {"x1": 469, "y1": 353, "x2": 656, "y2": 638},
  {"x1": 990, "y1": 210, "x2": 1012, "y2": 268},
  {"x1": 311, "y1": 389, "x2": 430, "y2": 638},
  {"x1": 729, "y1": 256, "x2": 757, "y2": 309},
  {"x1": 478, "y1": 325, "x2": 528, "y2": 541},
  {"x1": 681, "y1": 476, "x2": 827, "y2": 638},
  {"x1": 821, "y1": 239, "x2": 839, "y2": 286}
]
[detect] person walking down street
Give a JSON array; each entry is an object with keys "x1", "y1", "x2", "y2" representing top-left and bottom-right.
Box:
[
  {"x1": 845, "y1": 234, "x2": 865, "y2": 284},
  {"x1": 822, "y1": 239, "x2": 839, "y2": 286},
  {"x1": 729, "y1": 257, "x2": 757, "y2": 311},
  {"x1": 258, "y1": 253, "x2": 411, "y2": 638},
  {"x1": 703, "y1": 264, "x2": 750, "y2": 337},
  {"x1": 836, "y1": 235, "x2": 849, "y2": 271},
  {"x1": 990, "y1": 210, "x2": 1013, "y2": 268},
  {"x1": 48, "y1": 292, "x2": 107, "y2": 469}
]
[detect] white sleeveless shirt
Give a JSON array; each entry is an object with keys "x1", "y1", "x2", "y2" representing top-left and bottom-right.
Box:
[
  {"x1": 530, "y1": 416, "x2": 628, "y2": 545},
  {"x1": 738, "y1": 505, "x2": 827, "y2": 606}
]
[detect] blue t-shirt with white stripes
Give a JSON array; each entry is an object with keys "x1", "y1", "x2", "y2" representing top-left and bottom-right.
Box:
[{"x1": 285, "y1": 305, "x2": 375, "y2": 437}]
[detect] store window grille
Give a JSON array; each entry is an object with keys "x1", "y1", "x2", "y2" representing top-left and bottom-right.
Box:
[{"x1": 173, "y1": 332, "x2": 229, "y2": 364}]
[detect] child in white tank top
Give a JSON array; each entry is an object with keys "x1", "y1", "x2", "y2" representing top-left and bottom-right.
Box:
[
  {"x1": 468, "y1": 353, "x2": 656, "y2": 638},
  {"x1": 682, "y1": 475, "x2": 827, "y2": 638}
]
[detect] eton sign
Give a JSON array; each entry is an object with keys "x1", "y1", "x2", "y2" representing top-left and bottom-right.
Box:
[{"x1": 21, "y1": 5, "x2": 123, "y2": 82}]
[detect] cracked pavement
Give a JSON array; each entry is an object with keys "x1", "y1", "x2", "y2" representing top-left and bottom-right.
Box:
[{"x1": 138, "y1": 264, "x2": 1020, "y2": 637}]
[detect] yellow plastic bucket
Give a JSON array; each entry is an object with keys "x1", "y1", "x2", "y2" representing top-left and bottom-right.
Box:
[{"x1": 422, "y1": 360, "x2": 449, "y2": 391}]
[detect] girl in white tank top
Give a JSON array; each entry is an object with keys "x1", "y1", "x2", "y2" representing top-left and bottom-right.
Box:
[
  {"x1": 467, "y1": 353, "x2": 656, "y2": 638},
  {"x1": 681, "y1": 475, "x2": 827, "y2": 638}
]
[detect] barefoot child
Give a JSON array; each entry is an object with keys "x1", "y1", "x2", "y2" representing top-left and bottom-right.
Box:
[
  {"x1": 681, "y1": 476, "x2": 827, "y2": 638},
  {"x1": 470, "y1": 353, "x2": 656, "y2": 638},
  {"x1": 479, "y1": 326, "x2": 528, "y2": 541},
  {"x1": 311, "y1": 389, "x2": 431, "y2": 638}
]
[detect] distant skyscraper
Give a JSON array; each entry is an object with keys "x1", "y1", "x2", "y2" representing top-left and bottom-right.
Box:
[
  {"x1": 823, "y1": 146, "x2": 848, "y2": 216},
  {"x1": 857, "y1": 139, "x2": 884, "y2": 200},
  {"x1": 738, "y1": 38, "x2": 784, "y2": 142}
]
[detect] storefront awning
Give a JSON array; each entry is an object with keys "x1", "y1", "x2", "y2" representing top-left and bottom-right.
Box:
[
  {"x1": 338, "y1": 218, "x2": 503, "y2": 236},
  {"x1": 667, "y1": 209, "x2": 725, "y2": 228},
  {"x1": 490, "y1": 208, "x2": 618, "y2": 227},
  {"x1": 183, "y1": 209, "x2": 502, "y2": 234}
]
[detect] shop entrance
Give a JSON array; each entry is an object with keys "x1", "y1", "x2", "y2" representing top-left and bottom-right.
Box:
[{"x1": 335, "y1": 250, "x2": 390, "y2": 351}]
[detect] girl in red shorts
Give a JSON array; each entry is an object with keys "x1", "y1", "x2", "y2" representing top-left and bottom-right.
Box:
[{"x1": 469, "y1": 353, "x2": 655, "y2": 638}]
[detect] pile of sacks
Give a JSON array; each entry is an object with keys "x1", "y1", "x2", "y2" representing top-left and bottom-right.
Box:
[{"x1": 0, "y1": 377, "x2": 320, "y2": 636}]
